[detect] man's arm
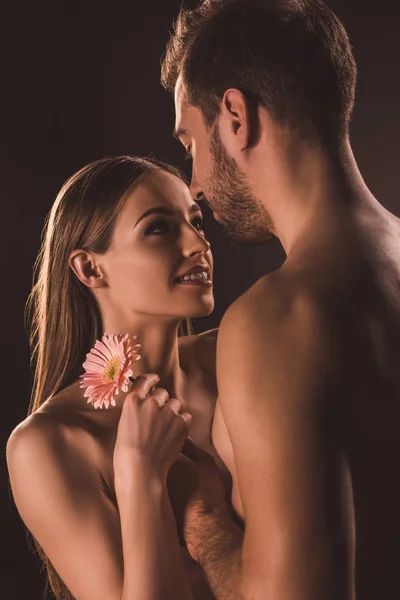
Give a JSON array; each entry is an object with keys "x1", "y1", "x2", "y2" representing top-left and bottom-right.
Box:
[{"x1": 193, "y1": 276, "x2": 355, "y2": 600}]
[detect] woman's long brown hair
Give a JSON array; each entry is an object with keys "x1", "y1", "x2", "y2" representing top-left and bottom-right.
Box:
[{"x1": 25, "y1": 155, "x2": 192, "y2": 599}]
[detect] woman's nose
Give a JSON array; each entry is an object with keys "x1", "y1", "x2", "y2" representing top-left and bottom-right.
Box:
[{"x1": 182, "y1": 225, "x2": 211, "y2": 258}]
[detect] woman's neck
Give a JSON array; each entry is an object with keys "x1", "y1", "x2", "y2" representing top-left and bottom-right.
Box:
[{"x1": 102, "y1": 317, "x2": 186, "y2": 400}]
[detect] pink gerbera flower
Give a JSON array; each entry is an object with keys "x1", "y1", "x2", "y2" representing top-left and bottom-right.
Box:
[{"x1": 80, "y1": 333, "x2": 141, "y2": 409}]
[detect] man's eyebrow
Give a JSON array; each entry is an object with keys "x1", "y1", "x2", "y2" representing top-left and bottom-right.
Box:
[
  {"x1": 173, "y1": 127, "x2": 187, "y2": 141},
  {"x1": 134, "y1": 203, "x2": 202, "y2": 227}
]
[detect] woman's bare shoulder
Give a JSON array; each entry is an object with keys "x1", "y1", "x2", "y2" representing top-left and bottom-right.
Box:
[
  {"x1": 179, "y1": 328, "x2": 219, "y2": 373},
  {"x1": 6, "y1": 404, "x2": 124, "y2": 600},
  {"x1": 179, "y1": 327, "x2": 219, "y2": 346},
  {"x1": 7, "y1": 383, "x2": 105, "y2": 472},
  {"x1": 7, "y1": 411, "x2": 70, "y2": 483},
  {"x1": 7, "y1": 405, "x2": 86, "y2": 463}
]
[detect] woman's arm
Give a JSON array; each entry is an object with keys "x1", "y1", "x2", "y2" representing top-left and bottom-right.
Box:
[
  {"x1": 113, "y1": 373, "x2": 194, "y2": 600},
  {"x1": 7, "y1": 416, "x2": 126, "y2": 600},
  {"x1": 117, "y1": 463, "x2": 192, "y2": 600},
  {"x1": 7, "y1": 409, "x2": 193, "y2": 600}
]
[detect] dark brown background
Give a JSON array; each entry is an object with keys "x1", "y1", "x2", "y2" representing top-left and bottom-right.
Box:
[{"x1": 1, "y1": 1, "x2": 399, "y2": 598}]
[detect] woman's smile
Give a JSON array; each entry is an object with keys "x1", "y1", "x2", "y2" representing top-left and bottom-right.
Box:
[{"x1": 173, "y1": 264, "x2": 212, "y2": 286}]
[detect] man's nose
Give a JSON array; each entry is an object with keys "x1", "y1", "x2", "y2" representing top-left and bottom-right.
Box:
[{"x1": 189, "y1": 168, "x2": 203, "y2": 202}]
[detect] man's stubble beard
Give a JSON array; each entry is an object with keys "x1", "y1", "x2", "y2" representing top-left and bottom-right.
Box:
[{"x1": 204, "y1": 125, "x2": 275, "y2": 244}]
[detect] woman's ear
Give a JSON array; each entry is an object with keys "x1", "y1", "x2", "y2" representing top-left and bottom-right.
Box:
[{"x1": 69, "y1": 249, "x2": 107, "y2": 289}]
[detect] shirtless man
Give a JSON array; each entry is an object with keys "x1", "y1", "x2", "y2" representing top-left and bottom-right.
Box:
[{"x1": 161, "y1": 1, "x2": 400, "y2": 598}]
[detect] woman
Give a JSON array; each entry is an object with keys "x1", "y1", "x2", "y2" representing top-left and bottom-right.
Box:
[{"x1": 6, "y1": 156, "x2": 233, "y2": 600}]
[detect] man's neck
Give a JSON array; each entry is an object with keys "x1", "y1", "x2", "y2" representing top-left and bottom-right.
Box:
[{"x1": 254, "y1": 137, "x2": 380, "y2": 257}]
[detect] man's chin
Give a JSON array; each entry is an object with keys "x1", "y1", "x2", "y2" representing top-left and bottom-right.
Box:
[
  {"x1": 218, "y1": 220, "x2": 276, "y2": 245},
  {"x1": 210, "y1": 209, "x2": 228, "y2": 229},
  {"x1": 210, "y1": 207, "x2": 228, "y2": 226}
]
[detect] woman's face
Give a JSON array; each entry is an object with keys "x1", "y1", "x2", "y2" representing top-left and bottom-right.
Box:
[{"x1": 98, "y1": 169, "x2": 214, "y2": 321}]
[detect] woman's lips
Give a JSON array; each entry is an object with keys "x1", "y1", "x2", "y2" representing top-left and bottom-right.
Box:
[
  {"x1": 173, "y1": 266, "x2": 212, "y2": 285},
  {"x1": 174, "y1": 272, "x2": 212, "y2": 286},
  {"x1": 176, "y1": 279, "x2": 212, "y2": 286}
]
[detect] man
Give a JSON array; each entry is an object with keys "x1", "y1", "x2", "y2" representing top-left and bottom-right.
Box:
[{"x1": 161, "y1": 1, "x2": 400, "y2": 599}]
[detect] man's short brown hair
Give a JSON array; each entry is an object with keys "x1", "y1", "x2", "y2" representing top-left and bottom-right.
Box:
[{"x1": 161, "y1": 0, "x2": 357, "y2": 145}]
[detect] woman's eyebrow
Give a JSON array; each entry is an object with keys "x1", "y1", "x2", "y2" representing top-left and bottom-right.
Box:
[
  {"x1": 134, "y1": 207, "x2": 174, "y2": 227},
  {"x1": 189, "y1": 202, "x2": 202, "y2": 214},
  {"x1": 134, "y1": 203, "x2": 202, "y2": 227}
]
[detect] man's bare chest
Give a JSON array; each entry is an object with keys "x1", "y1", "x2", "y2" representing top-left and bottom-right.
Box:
[{"x1": 211, "y1": 399, "x2": 244, "y2": 520}]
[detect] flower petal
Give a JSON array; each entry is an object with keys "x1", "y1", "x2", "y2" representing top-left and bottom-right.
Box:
[{"x1": 81, "y1": 332, "x2": 140, "y2": 409}]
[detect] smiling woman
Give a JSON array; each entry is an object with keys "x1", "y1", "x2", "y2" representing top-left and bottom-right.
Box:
[
  {"x1": 27, "y1": 155, "x2": 202, "y2": 417},
  {"x1": 6, "y1": 154, "x2": 227, "y2": 600}
]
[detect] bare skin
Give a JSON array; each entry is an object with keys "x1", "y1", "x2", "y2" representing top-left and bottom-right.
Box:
[
  {"x1": 8, "y1": 329, "x2": 232, "y2": 600},
  {"x1": 210, "y1": 212, "x2": 400, "y2": 599},
  {"x1": 173, "y1": 75, "x2": 400, "y2": 599},
  {"x1": 6, "y1": 168, "x2": 235, "y2": 600}
]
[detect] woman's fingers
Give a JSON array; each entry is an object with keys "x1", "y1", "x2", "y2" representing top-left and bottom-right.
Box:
[
  {"x1": 115, "y1": 375, "x2": 193, "y2": 482},
  {"x1": 178, "y1": 411, "x2": 193, "y2": 426},
  {"x1": 151, "y1": 388, "x2": 170, "y2": 407},
  {"x1": 125, "y1": 374, "x2": 192, "y2": 435},
  {"x1": 164, "y1": 397, "x2": 183, "y2": 413},
  {"x1": 128, "y1": 373, "x2": 160, "y2": 400},
  {"x1": 163, "y1": 398, "x2": 192, "y2": 425}
]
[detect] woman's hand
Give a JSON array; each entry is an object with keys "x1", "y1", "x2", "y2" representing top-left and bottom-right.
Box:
[
  {"x1": 112, "y1": 373, "x2": 195, "y2": 599},
  {"x1": 113, "y1": 373, "x2": 192, "y2": 491}
]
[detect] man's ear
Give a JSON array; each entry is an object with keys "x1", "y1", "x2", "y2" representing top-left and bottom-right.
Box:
[
  {"x1": 69, "y1": 249, "x2": 107, "y2": 289},
  {"x1": 219, "y1": 88, "x2": 260, "y2": 151}
]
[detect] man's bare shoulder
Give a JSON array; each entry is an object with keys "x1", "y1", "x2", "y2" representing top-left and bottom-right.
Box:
[
  {"x1": 223, "y1": 268, "x2": 323, "y2": 328},
  {"x1": 216, "y1": 269, "x2": 343, "y2": 432},
  {"x1": 219, "y1": 269, "x2": 338, "y2": 377}
]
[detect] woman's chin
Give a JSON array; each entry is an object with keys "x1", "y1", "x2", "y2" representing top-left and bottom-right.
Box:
[{"x1": 185, "y1": 297, "x2": 215, "y2": 318}]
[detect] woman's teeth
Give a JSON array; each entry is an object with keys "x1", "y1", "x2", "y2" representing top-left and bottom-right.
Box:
[{"x1": 177, "y1": 271, "x2": 210, "y2": 283}]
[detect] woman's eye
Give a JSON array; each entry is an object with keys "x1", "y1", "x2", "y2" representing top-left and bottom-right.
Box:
[
  {"x1": 192, "y1": 217, "x2": 204, "y2": 232},
  {"x1": 145, "y1": 220, "x2": 170, "y2": 235}
]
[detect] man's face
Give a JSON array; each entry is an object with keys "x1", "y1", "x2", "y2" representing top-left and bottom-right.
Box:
[{"x1": 174, "y1": 75, "x2": 275, "y2": 243}]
